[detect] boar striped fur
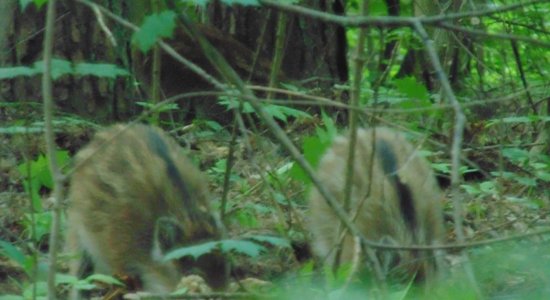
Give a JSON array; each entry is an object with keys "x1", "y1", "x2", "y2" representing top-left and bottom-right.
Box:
[
  {"x1": 308, "y1": 127, "x2": 444, "y2": 281},
  {"x1": 66, "y1": 124, "x2": 227, "y2": 297}
]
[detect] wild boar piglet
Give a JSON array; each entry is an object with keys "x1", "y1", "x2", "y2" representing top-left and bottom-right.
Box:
[
  {"x1": 308, "y1": 127, "x2": 444, "y2": 281},
  {"x1": 66, "y1": 124, "x2": 227, "y2": 297}
]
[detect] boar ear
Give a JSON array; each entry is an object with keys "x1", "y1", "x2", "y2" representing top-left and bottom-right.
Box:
[{"x1": 154, "y1": 216, "x2": 185, "y2": 255}]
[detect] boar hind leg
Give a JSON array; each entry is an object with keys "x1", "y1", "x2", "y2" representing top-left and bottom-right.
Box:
[{"x1": 66, "y1": 225, "x2": 88, "y2": 300}]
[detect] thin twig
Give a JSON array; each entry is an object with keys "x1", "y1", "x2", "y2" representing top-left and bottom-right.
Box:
[
  {"x1": 92, "y1": 4, "x2": 117, "y2": 46},
  {"x1": 439, "y1": 22, "x2": 550, "y2": 48},
  {"x1": 163, "y1": 4, "x2": 372, "y2": 250},
  {"x1": 42, "y1": 0, "x2": 64, "y2": 299},
  {"x1": 74, "y1": 0, "x2": 550, "y2": 256},
  {"x1": 413, "y1": 20, "x2": 481, "y2": 297},
  {"x1": 258, "y1": 0, "x2": 549, "y2": 29},
  {"x1": 76, "y1": 0, "x2": 226, "y2": 91}
]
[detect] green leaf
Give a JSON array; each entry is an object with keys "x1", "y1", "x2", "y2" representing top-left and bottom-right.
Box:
[
  {"x1": 479, "y1": 181, "x2": 496, "y2": 194},
  {"x1": 0, "y1": 240, "x2": 26, "y2": 267},
  {"x1": 461, "y1": 184, "x2": 480, "y2": 196},
  {"x1": 267, "y1": 104, "x2": 311, "y2": 122},
  {"x1": 502, "y1": 148, "x2": 529, "y2": 163},
  {"x1": 72, "y1": 282, "x2": 97, "y2": 291},
  {"x1": 235, "y1": 209, "x2": 258, "y2": 228},
  {"x1": 0, "y1": 126, "x2": 43, "y2": 134},
  {"x1": 19, "y1": 0, "x2": 33, "y2": 10},
  {"x1": 370, "y1": 1, "x2": 388, "y2": 16},
  {"x1": 0, "y1": 295, "x2": 25, "y2": 300},
  {"x1": 290, "y1": 135, "x2": 332, "y2": 184},
  {"x1": 55, "y1": 150, "x2": 71, "y2": 171},
  {"x1": 20, "y1": 0, "x2": 48, "y2": 10},
  {"x1": 218, "y1": 96, "x2": 311, "y2": 122},
  {"x1": 85, "y1": 274, "x2": 125, "y2": 286},
  {"x1": 514, "y1": 176, "x2": 538, "y2": 187},
  {"x1": 220, "y1": 0, "x2": 260, "y2": 5},
  {"x1": 486, "y1": 115, "x2": 550, "y2": 127},
  {"x1": 31, "y1": 155, "x2": 52, "y2": 189},
  {"x1": 164, "y1": 241, "x2": 219, "y2": 261},
  {"x1": 179, "y1": 0, "x2": 209, "y2": 7},
  {"x1": 55, "y1": 273, "x2": 78, "y2": 285},
  {"x1": 432, "y1": 163, "x2": 451, "y2": 174},
  {"x1": 170, "y1": 287, "x2": 189, "y2": 296},
  {"x1": 132, "y1": 11, "x2": 177, "y2": 52},
  {"x1": 33, "y1": 59, "x2": 73, "y2": 80},
  {"x1": 394, "y1": 77, "x2": 430, "y2": 108},
  {"x1": 0, "y1": 66, "x2": 39, "y2": 79},
  {"x1": 204, "y1": 120, "x2": 223, "y2": 131},
  {"x1": 23, "y1": 212, "x2": 53, "y2": 242},
  {"x1": 535, "y1": 169, "x2": 550, "y2": 182},
  {"x1": 219, "y1": 239, "x2": 266, "y2": 257},
  {"x1": 246, "y1": 235, "x2": 291, "y2": 248},
  {"x1": 218, "y1": 97, "x2": 254, "y2": 113},
  {"x1": 319, "y1": 111, "x2": 337, "y2": 142},
  {"x1": 136, "y1": 101, "x2": 179, "y2": 112},
  {"x1": 23, "y1": 281, "x2": 47, "y2": 298},
  {"x1": 164, "y1": 238, "x2": 272, "y2": 261},
  {"x1": 74, "y1": 63, "x2": 129, "y2": 78}
]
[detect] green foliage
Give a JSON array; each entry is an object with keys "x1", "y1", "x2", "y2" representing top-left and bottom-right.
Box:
[
  {"x1": 179, "y1": 0, "x2": 210, "y2": 7},
  {"x1": 58, "y1": 273, "x2": 124, "y2": 294},
  {"x1": 22, "y1": 282, "x2": 47, "y2": 299},
  {"x1": 35, "y1": 59, "x2": 72, "y2": 80},
  {"x1": 290, "y1": 111, "x2": 337, "y2": 184},
  {"x1": 82, "y1": 274, "x2": 125, "y2": 287},
  {"x1": 19, "y1": 0, "x2": 47, "y2": 10},
  {"x1": 0, "y1": 240, "x2": 27, "y2": 272},
  {"x1": 208, "y1": 158, "x2": 243, "y2": 186},
  {"x1": 394, "y1": 76, "x2": 431, "y2": 109},
  {"x1": 136, "y1": 101, "x2": 180, "y2": 123},
  {"x1": 179, "y1": 0, "x2": 262, "y2": 6},
  {"x1": 0, "y1": 240, "x2": 54, "y2": 298},
  {"x1": 247, "y1": 234, "x2": 291, "y2": 248},
  {"x1": 234, "y1": 207, "x2": 258, "y2": 228},
  {"x1": 431, "y1": 162, "x2": 478, "y2": 178},
  {"x1": 165, "y1": 241, "x2": 220, "y2": 261},
  {"x1": 0, "y1": 66, "x2": 39, "y2": 78},
  {"x1": 218, "y1": 96, "x2": 312, "y2": 123},
  {"x1": 0, "y1": 126, "x2": 43, "y2": 134},
  {"x1": 22, "y1": 211, "x2": 55, "y2": 243},
  {"x1": 323, "y1": 263, "x2": 353, "y2": 288},
  {"x1": 132, "y1": 11, "x2": 177, "y2": 52},
  {"x1": 486, "y1": 115, "x2": 550, "y2": 127},
  {"x1": 497, "y1": 148, "x2": 550, "y2": 187},
  {"x1": 17, "y1": 150, "x2": 70, "y2": 212},
  {"x1": 219, "y1": 240, "x2": 267, "y2": 257},
  {"x1": 73, "y1": 63, "x2": 130, "y2": 78},
  {"x1": 0, "y1": 117, "x2": 99, "y2": 135},
  {"x1": 431, "y1": 244, "x2": 550, "y2": 299},
  {"x1": 164, "y1": 235, "x2": 289, "y2": 261},
  {"x1": 0, "y1": 59, "x2": 128, "y2": 80},
  {"x1": 462, "y1": 180, "x2": 497, "y2": 198},
  {"x1": 0, "y1": 295, "x2": 25, "y2": 300}
]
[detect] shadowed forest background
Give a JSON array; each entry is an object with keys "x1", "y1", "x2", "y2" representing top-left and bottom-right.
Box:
[{"x1": 0, "y1": 0, "x2": 549, "y2": 299}]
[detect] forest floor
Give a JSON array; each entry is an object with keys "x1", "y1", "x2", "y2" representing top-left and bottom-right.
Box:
[{"x1": 1, "y1": 107, "x2": 549, "y2": 298}]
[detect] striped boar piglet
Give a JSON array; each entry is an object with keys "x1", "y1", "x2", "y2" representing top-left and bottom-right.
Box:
[
  {"x1": 66, "y1": 124, "x2": 227, "y2": 297},
  {"x1": 308, "y1": 127, "x2": 444, "y2": 281}
]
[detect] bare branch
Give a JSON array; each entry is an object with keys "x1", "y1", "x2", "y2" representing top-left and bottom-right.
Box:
[
  {"x1": 412, "y1": 19, "x2": 480, "y2": 296},
  {"x1": 259, "y1": 0, "x2": 550, "y2": 47},
  {"x1": 439, "y1": 22, "x2": 550, "y2": 48},
  {"x1": 76, "y1": 0, "x2": 226, "y2": 90},
  {"x1": 259, "y1": 0, "x2": 549, "y2": 27},
  {"x1": 42, "y1": 0, "x2": 63, "y2": 299}
]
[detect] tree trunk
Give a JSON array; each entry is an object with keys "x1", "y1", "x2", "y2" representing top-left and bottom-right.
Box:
[{"x1": 2, "y1": 0, "x2": 349, "y2": 123}]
